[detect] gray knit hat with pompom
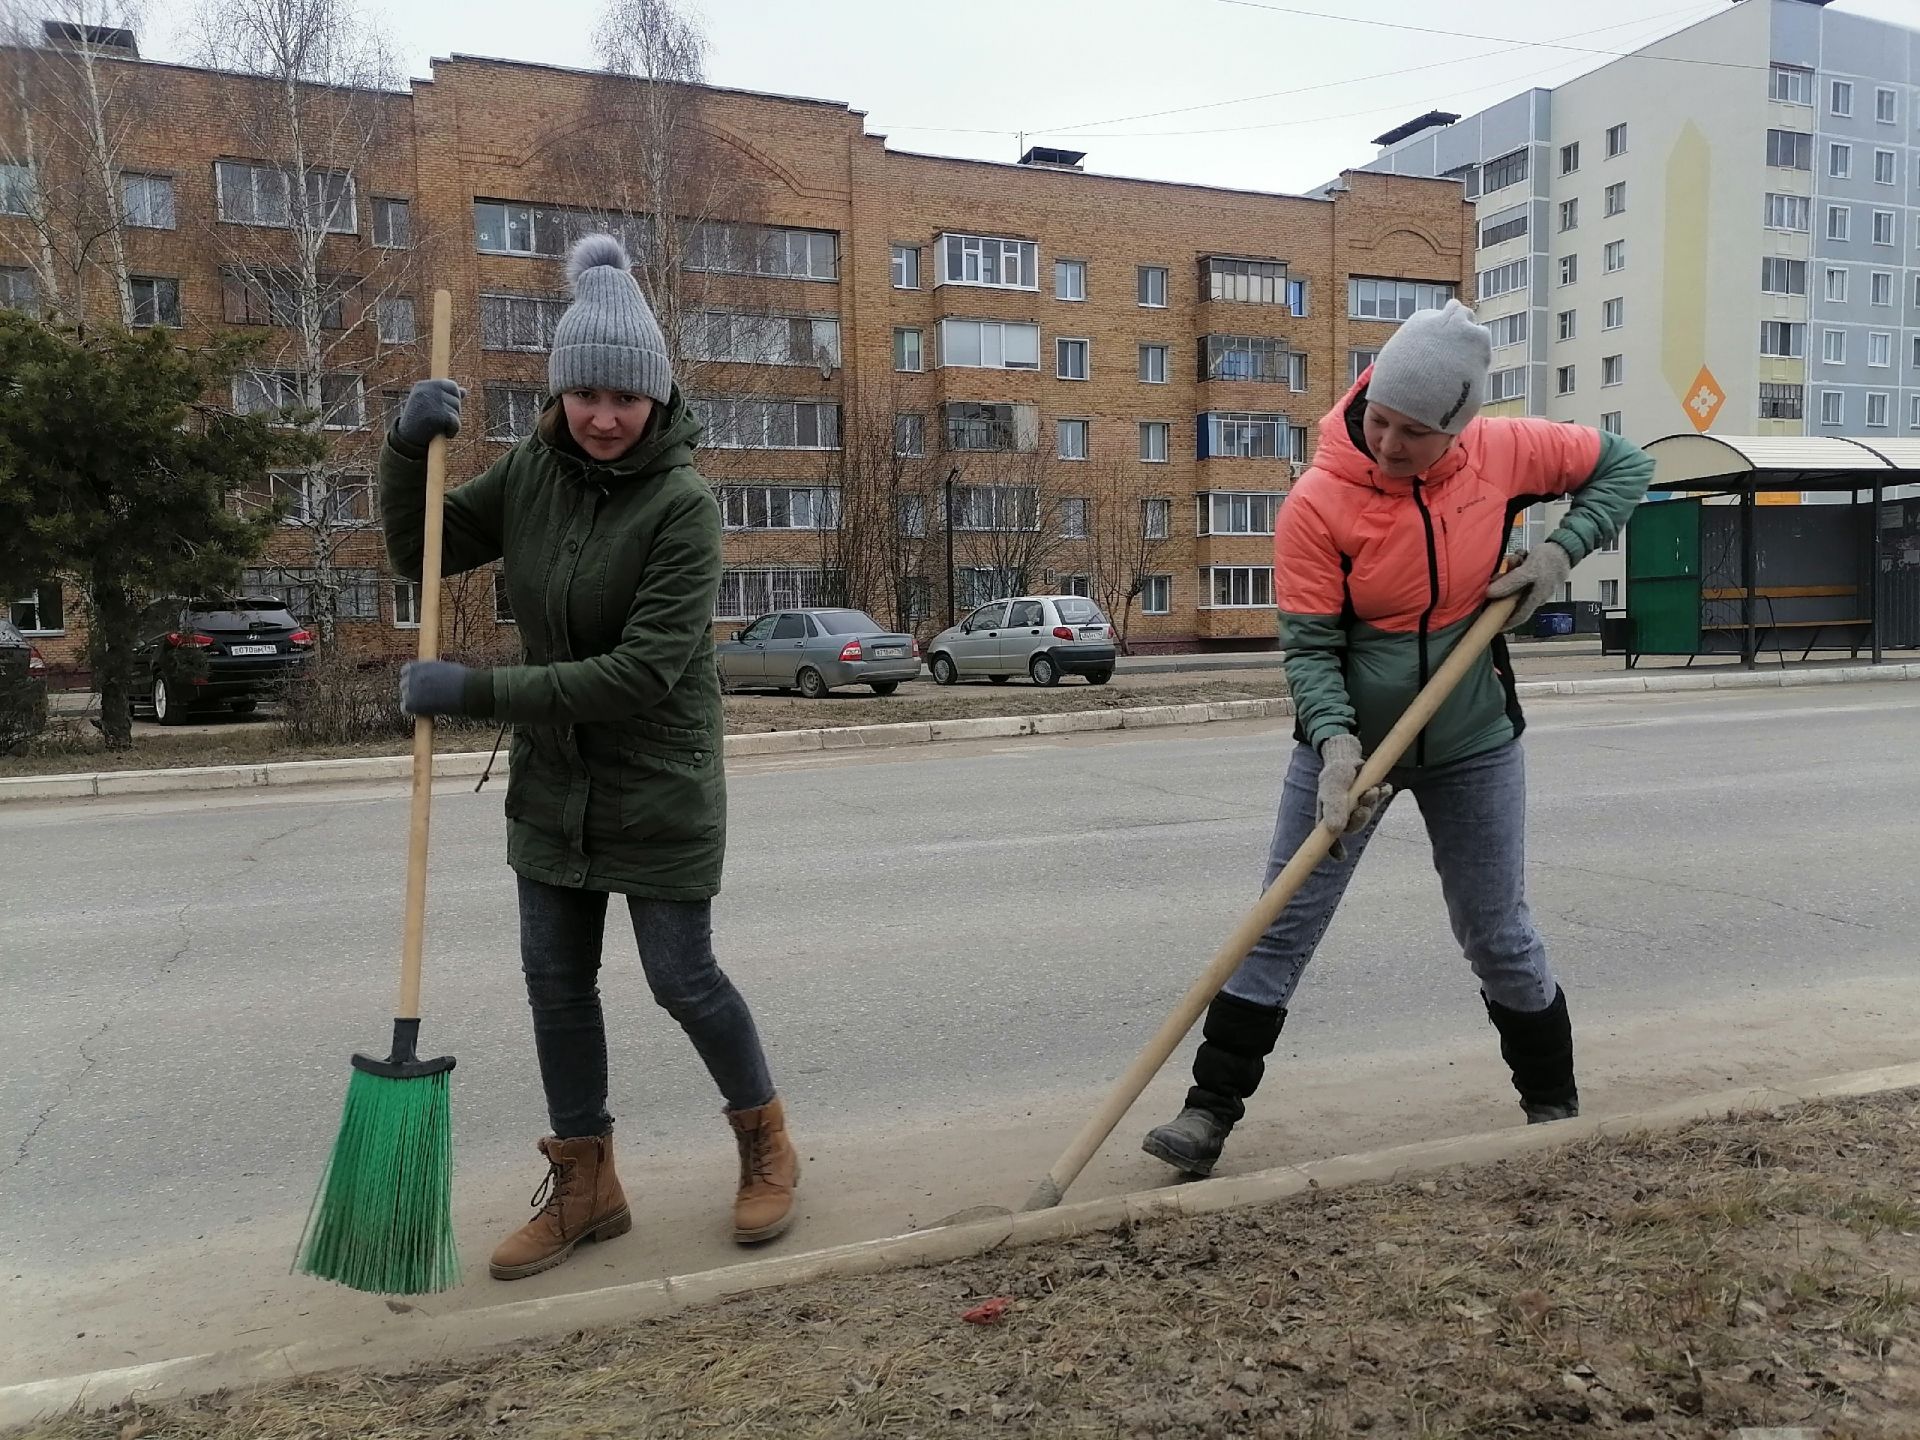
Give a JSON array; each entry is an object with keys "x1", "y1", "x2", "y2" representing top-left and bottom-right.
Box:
[{"x1": 548, "y1": 234, "x2": 672, "y2": 404}]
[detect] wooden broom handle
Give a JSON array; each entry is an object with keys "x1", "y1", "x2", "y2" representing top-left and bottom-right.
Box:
[
  {"x1": 1022, "y1": 595, "x2": 1521, "y2": 1210},
  {"x1": 398, "y1": 289, "x2": 455, "y2": 1020}
]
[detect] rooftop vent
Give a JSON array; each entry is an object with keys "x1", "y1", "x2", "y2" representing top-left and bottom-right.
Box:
[
  {"x1": 42, "y1": 20, "x2": 140, "y2": 56},
  {"x1": 1018, "y1": 145, "x2": 1087, "y2": 172},
  {"x1": 1371, "y1": 111, "x2": 1460, "y2": 149}
]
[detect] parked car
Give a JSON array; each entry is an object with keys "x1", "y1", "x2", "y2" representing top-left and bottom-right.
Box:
[
  {"x1": 130, "y1": 594, "x2": 313, "y2": 724},
  {"x1": 926, "y1": 595, "x2": 1117, "y2": 687},
  {"x1": 716, "y1": 608, "x2": 922, "y2": 698},
  {"x1": 0, "y1": 618, "x2": 50, "y2": 751}
]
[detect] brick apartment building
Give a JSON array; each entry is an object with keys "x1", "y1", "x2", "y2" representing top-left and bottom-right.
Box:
[{"x1": 2, "y1": 30, "x2": 1474, "y2": 681}]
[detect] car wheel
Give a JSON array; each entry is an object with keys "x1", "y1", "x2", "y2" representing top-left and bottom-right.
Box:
[
  {"x1": 230, "y1": 698, "x2": 258, "y2": 714},
  {"x1": 1030, "y1": 654, "x2": 1061, "y2": 688},
  {"x1": 1087, "y1": 668, "x2": 1113, "y2": 686},
  {"x1": 797, "y1": 667, "x2": 830, "y2": 700},
  {"x1": 929, "y1": 654, "x2": 958, "y2": 686},
  {"x1": 153, "y1": 674, "x2": 192, "y2": 726},
  {"x1": 869, "y1": 681, "x2": 899, "y2": 696},
  {"x1": 988, "y1": 675, "x2": 1011, "y2": 686}
]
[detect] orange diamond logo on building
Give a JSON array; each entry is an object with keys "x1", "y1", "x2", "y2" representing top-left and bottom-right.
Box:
[{"x1": 1683, "y1": 366, "x2": 1725, "y2": 432}]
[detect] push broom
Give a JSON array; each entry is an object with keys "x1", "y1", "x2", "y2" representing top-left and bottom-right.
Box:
[
  {"x1": 295, "y1": 289, "x2": 461, "y2": 1293},
  {"x1": 1023, "y1": 593, "x2": 1522, "y2": 1212}
]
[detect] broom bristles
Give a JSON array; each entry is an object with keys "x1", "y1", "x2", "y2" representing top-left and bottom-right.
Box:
[{"x1": 296, "y1": 1066, "x2": 458, "y2": 1294}]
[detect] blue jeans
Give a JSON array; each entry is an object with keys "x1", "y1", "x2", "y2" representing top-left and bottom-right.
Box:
[
  {"x1": 1223, "y1": 741, "x2": 1558, "y2": 1014},
  {"x1": 516, "y1": 876, "x2": 775, "y2": 1138}
]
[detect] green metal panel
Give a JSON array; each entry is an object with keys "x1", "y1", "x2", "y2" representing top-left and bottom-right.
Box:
[{"x1": 1625, "y1": 498, "x2": 1701, "y2": 655}]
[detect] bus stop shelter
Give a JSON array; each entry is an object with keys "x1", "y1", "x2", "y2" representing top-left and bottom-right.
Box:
[{"x1": 1622, "y1": 434, "x2": 1920, "y2": 669}]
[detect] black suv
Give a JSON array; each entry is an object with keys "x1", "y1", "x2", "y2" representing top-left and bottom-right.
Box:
[
  {"x1": 131, "y1": 595, "x2": 312, "y2": 724},
  {"x1": 0, "y1": 618, "x2": 50, "y2": 751}
]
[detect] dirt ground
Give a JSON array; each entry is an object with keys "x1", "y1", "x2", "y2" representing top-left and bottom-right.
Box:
[{"x1": 18, "y1": 1090, "x2": 1917, "y2": 1440}]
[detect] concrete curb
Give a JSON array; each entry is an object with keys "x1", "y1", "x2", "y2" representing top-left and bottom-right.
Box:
[
  {"x1": 6, "y1": 662, "x2": 1917, "y2": 807},
  {"x1": 3, "y1": 1060, "x2": 1914, "y2": 1427}
]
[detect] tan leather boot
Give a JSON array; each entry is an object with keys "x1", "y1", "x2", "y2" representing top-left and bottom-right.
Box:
[
  {"x1": 727, "y1": 1097, "x2": 800, "y2": 1243},
  {"x1": 489, "y1": 1133, "x2": 632, "y2": 1281}
]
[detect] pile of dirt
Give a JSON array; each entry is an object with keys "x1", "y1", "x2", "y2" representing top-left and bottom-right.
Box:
[{"x1": 19, "y1": 1091, "x2": 1916, "y2": 1439}]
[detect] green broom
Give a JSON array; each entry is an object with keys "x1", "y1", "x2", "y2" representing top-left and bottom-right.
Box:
[{"x1": 296, "y1": 289, "x2": 460, "y2": 1294}]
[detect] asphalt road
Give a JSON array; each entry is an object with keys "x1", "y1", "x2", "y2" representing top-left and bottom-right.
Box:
[{"x1": 3, "y1": 682, "x2": 1918, "y2": 1385}]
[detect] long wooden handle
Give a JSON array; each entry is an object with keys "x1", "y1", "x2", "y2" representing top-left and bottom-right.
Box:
[
  {"x1": 398, "y1": 289, "x2": 455, "y2": 1021},
  {"x1": 1022, "y1": 595, "x2": 1521, "y2": 1210}
]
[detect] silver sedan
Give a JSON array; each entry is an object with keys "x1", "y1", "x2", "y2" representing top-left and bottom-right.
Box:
[{"x1": 716, "y1": 609, "x2": 923, "y2": 698}]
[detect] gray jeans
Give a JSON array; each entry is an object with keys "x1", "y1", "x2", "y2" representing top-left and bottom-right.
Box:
[
  {"x1": 516, "y1": 876, "x2": 775, "y2": 1138},
  {"x1": 1223, "y1": 740, "x2": 1558, "y2": 1014}
]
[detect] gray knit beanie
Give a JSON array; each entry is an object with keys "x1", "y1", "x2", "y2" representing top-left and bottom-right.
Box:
[
  {"x1": 548, "y1": 234, "x2": 672, "y2": 404},
  {"x1": 1365, "y1": 299, "x2": 1493, "y2": 435}
]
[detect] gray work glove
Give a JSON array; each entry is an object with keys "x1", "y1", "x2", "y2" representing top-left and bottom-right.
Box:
[
  {"x1": 395, "y1": 378, "x2": 464, "y2": 448},
  {"x1": 1316, "y1": 733, "x2": 1390, "y2": 862},
  {"x1": 399, "y1": 659, "x2": 487, "y2": 718},
  {"x1": 1486, "y1": 540, "x2": 1573, "y2": 631}
]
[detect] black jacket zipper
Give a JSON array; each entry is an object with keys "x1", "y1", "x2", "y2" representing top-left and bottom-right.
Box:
[{"x1": 1412, "y1": 479, "x2": 1440, "y2": 770}]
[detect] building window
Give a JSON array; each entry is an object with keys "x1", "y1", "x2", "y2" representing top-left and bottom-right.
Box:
[
  {"x1": 243, "y1": 565, "x2": 379, "y2": 621},
  {"x1": 1872, "y1": 210, "x2": 1897, "y2": 246},
  {"x1": 1599, "y1": 578, "x2": 1621, "y2": 610},
  {"x1": 1871, "y1": 271, "x2": 1893, "y2": 306},
  {"x1": 485, "y1": 386, "x2": 544, "y2": 441},
  {"x1": 1204, "y1": 334, "x2": 1307, "y2": 386},
  {"x1": 1205, "y1": 255, "x2": 1293, "y2": 307},
  {"x1": 1765, "y1": 193, "x2": 1810, "y2": 231},
  {"x1": 1196, "y1": 491, "x2": 1283, "y2": 536},
  {"x1": 220, "y1": 267, "x2": 347, "y2": 329},
  {"x1": 1830, "y1": 80, "x2": 1853, "y2": 117},
  {"x1": 1830, "y1": 143, "x2": 1853, "y2": 180},
  {"x1": 937, "y1": 318, "x2": 1041, "y2": 370},
  {"x1": 1600, "y1": 413, "x2": 1623, "y2": 436},
  {"x1": 1823, "y1": 329, "x2": 1846, "y2": 365},
  {"x1": 1827, "y1": 205, "x2": 1851, "y2": 242},
  {"x1": 1556, "y1": 365, "x2": 1576, "y2": 396},
  {"x1": 0, "y1": 163, "x2": 31, "y2": 218},
  {"x1": 716, "y1": 485, "x2": 841, "y2": 531},
  {"x1": 1349, "y1": 276, "x2": 1456, "y2": 319},
  {"x1": 10, "y1": 583, "x2": 64, "y2": 634},
  {"x1": 1769, "y1": 64, "x2": 1813, "y2": 105},
  {"x1": 891, "y1": 244, "x2": 921, "y2": 290},
  {"x1": 893, "y1": 412, "x2": 925, "y2": 458},
  {"x1": 1139, "y1": 343, "x2": 1170, "y2": 384},
  {"x1": 693, "y1": 398, "x2": 841, "y2": 450},
  {"x1": 260, "y1": 470, "x2": 373, "y2": 526},
  {"x1": 129, "y1": 275, "x2": 180, "y2": 328},
  {"x1": 1556, "y1": 199, "x2": 1578, "y2": 234},
  {"x1": 1559, "y1": 141, "x2": 1580, "y2": 174},
  {"x1": 1486, "y1": 367, "x2": 1527, "y2": 403},
  {"x1": 1137, "y1": 265, "x2": 1168, "y2": 308},
  {"x1": 1349, "y1": 349, "x2": 1378, "y2": 383},
  {"x1": 1556, "y1": 309, "x2": 1576, "y2": 342},
  {"x1": 1143, "y1": 498, "x2": 1171, "y2": 540},
  {"x1": 1202, "y1": 566, "x2": 1275, "y2": 609},
  {"x1": 1601, "y1": 354, "x2": 1624, "y2": 387},
  {"x1": 1603, "y1": 297, "x2": 1624, "y2": 330},
  {"x1": 1485, "y1": 312, "x2": 1527, "y2": 349},
  {"x1": 1604, "y1": 182, "x2": 1626, "y2": 218},
  {"x1": 713, "y1": 568, "x2": 842, "y2": 621},
  {"x1": 681, "y1": 310, "x2": 842, "y2": 368},
  {"x1": 1605, "y1": 123, "x2": 1627, "y2": 157},
  {"x1": 480, "y1": 291, "x2": 567, "y2": 352},
  {"x1": 897, "y1": 495, "x2": 928, "y2": 539},
  {"x1": 372, "y1": 197, "x2": 411, "y2": 249},
  {"x1": 942, "y1": 401, "x2": 1037, "y2": 453},
  {"x1": 1046, "y1": 257, "x2": 1085, "y2": 302},
  {"x1": 1867, "y1": 391, "x2": 1891, "y2": 427},
  {"x1": 950, "y1": 485, "x2": 1040, "y2": 533},
  {"x1": 685, "y1": 220, "x2": 836, "y2": 280},
  {"x1": 1821, "y1": 390, "x2": 1844, "y2": 426},
  {"x1": 1868, "y1": 332, "x2": 1892, "y2": 368},
  {"x1": 1911, "y1": 395, "x2": 1920, "y2": 430},
  {"x1": 1059, "y1": 500, "x2": 1091, "y2": 541},
  {"x1": 1559, "y1": 255, "x2": 1579, "y2": 287},
  {"x1": 1056, "y1": 337, "x2": 1090, "y2": 380},
  {"x1": 216, "y1": 160, "x2": 355, "y2": 232},
  {"x1": 392, "y1": 579, "x2": 419, "y2": 628},
  {"x1": 1139, "y1": 422, "x2": 1170, "y2": 463},
  {"x1": 1760, "y1": 258, "x2": 1806, "y2": 296},
  {"x1": 232, "y1": 371, "x2": 364, "y2": 429},
  {"x1": 120, "y1": 172, "x2": 175, "y2": 229},
  {"x1": 1476, "y1": 259, "x2": 1529, "y2": 301},
  {"x1": 1766, "y1": 129, "x2": 1812, "y2": 171},
  {"x1": 1141, "y1": 574, "x2": 1172, "y2": 615},
  {"x1": 377, "y1": 297, "x2": 415, "y2": 345},
  {"x1": 940, "y1": 232, "x2": 1038, "y2": 290},
  {"x1": 1758, "y1": 382, "x2": 1803, "y2": 421},
  {"x1": 1826, "y1": 267, "x2": 1850, "y2": 303},
  {"x1": 1481, "y1": 205, "x2": 1529, "y2": 247},
  {"x1": 1199, "y1": 412, "x2": 1303, "y2": 462},
  {"x1": 1875, "y1": 86, "x2": 1898, "y2": 124},
  {"x1": 1603, "y1": 240, "x2": 1626, "y2": 273},
  {"x1": 894, "y1": 326, "x2": 924, "y2": 373},
  {"x1": 1057, "y1": 418, "x2": 1089, "y2": 461},
  {"x1": 1875, "y1": 149, "x2": 1898, "y2": 186},
  {"x1": 1482, "y1": 147, "x2": 1528, "y2": 193}
]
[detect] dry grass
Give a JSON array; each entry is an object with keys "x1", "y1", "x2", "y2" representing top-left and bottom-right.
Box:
[{"x1": 16, "y1": 1091, "x2": 1919, "y2": 1439}]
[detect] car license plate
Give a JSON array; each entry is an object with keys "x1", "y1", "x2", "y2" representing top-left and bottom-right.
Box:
[
  {"x1": 231, "y1": 644, "x2": 277, "y2": 656},
  {"x1": 1080, "y1": 628, "x2": 1105, "y2": 640},
  {"x1": 873, "y1": 646, "x2": 903, "y2": 658}
]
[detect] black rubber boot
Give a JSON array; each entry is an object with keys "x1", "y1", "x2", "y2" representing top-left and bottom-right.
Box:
[
  {"x1": 1142, "y1": 993, "x2": 1285, "y2": 1176},
  {"x1": 1483, "y1": 988, "x2": 1579, "y2": 1123}
]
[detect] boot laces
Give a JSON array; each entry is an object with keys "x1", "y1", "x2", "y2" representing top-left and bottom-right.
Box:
[
  {"x1": 744, "y1": 1126, "x2": 776, "y2": 1184},
  {"x1": 529, "y1": 1157, "x2": 572, "y2": 1218}
]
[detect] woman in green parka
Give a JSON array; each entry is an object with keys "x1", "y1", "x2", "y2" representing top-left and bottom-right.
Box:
[{"x1": 382, "y1": 234, "x2": 799, "y2": 1281}]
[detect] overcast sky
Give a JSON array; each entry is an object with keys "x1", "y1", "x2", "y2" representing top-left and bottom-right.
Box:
[{"x1": 137, "y1": 0, "x2": 1919, "y2": 196}]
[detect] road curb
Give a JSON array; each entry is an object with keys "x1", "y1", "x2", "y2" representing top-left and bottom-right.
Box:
[
  {"x1": 5, "y1": 663, "x2": 1915, "y2": 806},
  {"x1": 5, "y1": 1061, "x2": 1915, "y2": 1427}
]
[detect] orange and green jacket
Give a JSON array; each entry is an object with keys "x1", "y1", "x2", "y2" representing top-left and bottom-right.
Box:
[{"x1": 1276, "y1": 373, "x2": 1653, "y2": 769}]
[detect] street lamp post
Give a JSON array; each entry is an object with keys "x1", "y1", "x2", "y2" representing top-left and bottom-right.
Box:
[{"x1": 944, "y1": 465, "x2": 959, "y2": 626}]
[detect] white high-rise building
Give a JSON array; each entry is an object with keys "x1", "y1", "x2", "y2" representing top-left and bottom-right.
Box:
[{"x1": 1351, "y1": 0, "x2": 1920, "y2": 609}]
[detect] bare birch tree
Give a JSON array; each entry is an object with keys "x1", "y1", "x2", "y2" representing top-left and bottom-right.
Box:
[
  {"x1": 948, "y1": 445, "x2": 1078, "y2": 613},
  {"x1": 1084, "y1": 460, "x2": 1172, "y2": 652},
  {"x1": 812, "y1": 381, "x2": 939, "y2": 634}
]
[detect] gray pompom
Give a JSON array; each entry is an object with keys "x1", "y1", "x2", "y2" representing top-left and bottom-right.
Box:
[{"x1": 566, "y1": 233, "x2": 632, "y2": 288}]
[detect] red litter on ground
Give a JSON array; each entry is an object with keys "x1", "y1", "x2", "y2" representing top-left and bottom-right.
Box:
[{"x1": 961, "y1": 1297, "x2": 1013, "y2": 1325}]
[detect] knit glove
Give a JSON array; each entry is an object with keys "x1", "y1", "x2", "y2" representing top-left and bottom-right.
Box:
[
  {"x1": 394, "y1": 379, "x2": 464, "y2": 448},
  {"x1": 1486, "y1": 540, "x2": 1572, "y2": 631},
  {"x1": 399, "y1": 659, "x2": 487, "y2": 718},
  {"x1": 1316, "y1": 734, "x2": 1390, "y2": 860}
]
